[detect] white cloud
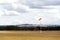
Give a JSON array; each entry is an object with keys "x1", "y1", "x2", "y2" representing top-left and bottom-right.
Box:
[
  {"x1": 18, "y1": 0, "x2": 60, "y2": 9},
  {"x1": 41, "y1": 6, "x2": 60, "y2": 9},
  {"x1": 0, "y1": 10, "x2": 21, "y2": 16},
  {"x1": 0, "y1": 0, "x2": 60, "y2": 25},
  {"x1": 0, "y1": 0, "x2": 17, "y2": 3}
]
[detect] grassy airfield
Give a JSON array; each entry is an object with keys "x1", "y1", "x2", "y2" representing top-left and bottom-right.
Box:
[{"x1": 0, "y1": 31, "x2": 60, "y2": 40}]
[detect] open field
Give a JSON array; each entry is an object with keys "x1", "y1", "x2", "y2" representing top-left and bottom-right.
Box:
[{"x1": 0, "y1": 31, "x2": 60, "y2": 40}]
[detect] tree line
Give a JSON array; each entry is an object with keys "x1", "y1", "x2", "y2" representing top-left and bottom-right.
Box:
[{"x1": 0, "y1": 25, "x2": 60, "y2": 31}]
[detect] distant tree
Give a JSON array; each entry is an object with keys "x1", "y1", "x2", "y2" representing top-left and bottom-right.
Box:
[{"x1": 6, "y1": 26, "x2": 18, "y2": 30}]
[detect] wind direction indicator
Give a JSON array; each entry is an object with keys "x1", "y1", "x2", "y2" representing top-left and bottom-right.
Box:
[
  {"x1": 39, "y1": 18, "x2": 42, "y2": 21},
  {"x1": 38, "y1": 18, "x2": 42, "y2": 33}
]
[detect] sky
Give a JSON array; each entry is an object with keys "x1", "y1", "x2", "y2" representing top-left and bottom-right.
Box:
[{"x1": 0, "y1": 0, "x2": 60, "y2": 25}]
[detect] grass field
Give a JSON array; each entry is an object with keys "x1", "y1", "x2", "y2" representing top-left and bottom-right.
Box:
[{"x1": 0, "y1": 31, "x2": 60, "y2": 40}]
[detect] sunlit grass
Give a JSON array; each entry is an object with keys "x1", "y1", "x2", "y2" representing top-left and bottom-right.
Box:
[
  {"x1": 0, "y1": 31, "x2": 60, "y2": 40},
  {"x1": 0, "y1": 36, "x2": 60, "y2": 40}
]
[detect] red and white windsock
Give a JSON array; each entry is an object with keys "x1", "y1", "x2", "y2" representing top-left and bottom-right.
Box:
[{"x1": 39, "y1": 18, "x2": 42, "y2": 21}]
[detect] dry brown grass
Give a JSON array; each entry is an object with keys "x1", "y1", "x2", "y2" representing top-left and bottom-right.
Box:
[{"x1": 0, "y1": 31, "x2": 60, "y2": 40}]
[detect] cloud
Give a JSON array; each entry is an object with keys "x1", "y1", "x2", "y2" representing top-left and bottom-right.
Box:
[
  {"x1": 0, "y1": 0, "x2": 60, "y2": 9},
  {"x1": 0, "y1": 0, "x2": 17, "y2": 3},
  {"x1": 0, "y1": 9, "x2": 21, "y2": 16},
  {"x1": 0, "y1": 7, "x2": 60, "y2": 25},
  {"x1": 18, "y1": 0, "x2": 60, "y2": 9},
  {"x1": 0, "y1": 3, "x2": 28, "y2": 13},
  {"x1": 0, "y1": 0, "x2": 60, "y2": 25}
]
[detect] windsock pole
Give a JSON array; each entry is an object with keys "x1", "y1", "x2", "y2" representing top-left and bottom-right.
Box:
[{"x1": 39, "y1": 18, "x2": 42, "y2": 33}]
